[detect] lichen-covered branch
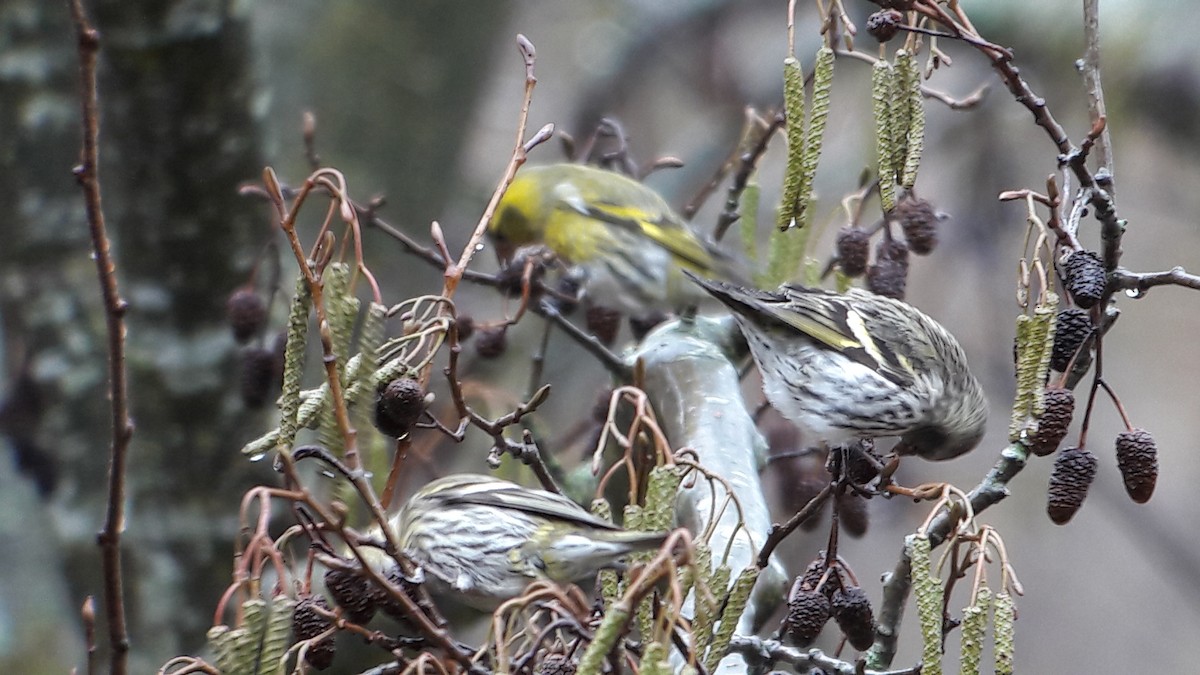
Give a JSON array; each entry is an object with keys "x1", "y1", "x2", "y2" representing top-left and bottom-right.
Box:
[{"x1": 631, "y1": 316, "x2": 788, "y2": 673}]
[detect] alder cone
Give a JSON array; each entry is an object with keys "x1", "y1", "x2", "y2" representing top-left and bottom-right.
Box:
[
  {"x1": 1115, "y1": 428, "x2": 1158, "y2": 503},
  {"x1": 1047, "y1": 446, "x2": 1098, "y2": 524}
]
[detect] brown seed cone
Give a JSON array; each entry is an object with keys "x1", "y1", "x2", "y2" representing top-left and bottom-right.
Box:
[
  {"x1": 474, "y1": 325, "x2": 508, "y2": 359},
  {"x1": 374, "y1": 377, "x2": 426, "y2": 439},
  {"x1": 1047, "y1": 446, "x2": 1098, "y2": 524},
  {"x1": 1115, "y1": 428, "x2": 1158, "y2": 503},
  {"x1": 785, "y1": 590, "x2": 832, "y2": 646},
  {"x1": 324, "y1": 567, "x2": 378, "y2": 625},
  {"x1": 837, "y1": 491, "x2": 870, "y2": 538},
  {"x1": 536, "y1": 654, "x2": 578, "y2": 675},
  {"x1": 798, "y1": 555, "x2": 840, "y2": 597},
  {"x1": 585, "y1": 304, "x2": 622, "y2": 347},
  {"x1": 894, "y1": 197, "x2": 938, "y2": 255},
  {"x1": 629, "y1": 309, "x2": 669, "y2": 342},
  {"x1": 293, "y1": 596, "x2": 336, "y2": 670},
  {"x1": 834, "y1": 440, "x2": 881, "y2": 484},
  {"x1": 1064, "y1": 250, "x2": 1105, "y2": 309},
  {"x1": 375, "y1": 566, "x2": 420, "y2": 628},
  {"x1": 240, "y1": 346, "x2": 277, "y2": 409},
  {"x1": 836, "y1": 226, "x2": 872, "y2": 277},
  {"x1": 1051, "y1": 308, "x2": 1092, "y2": 372},
  {"x1": 866, "y1": 9, "x2": 904, "y2": 42},
  {"x1": 226, "y1": 288, "x2": 266, "y2": 344},
  {"x1": 454, "y1": 314, "x2": 475, "y2": 342},
  {"x1": 832, "y1": 586, "x2": 876, "y2": 651},
  {"x1": 866, "y1": 238, "x2": 910, "y2": 300},
  {"x1": 1029, "y1": 387, "x2": 1075, "y2": 456}
]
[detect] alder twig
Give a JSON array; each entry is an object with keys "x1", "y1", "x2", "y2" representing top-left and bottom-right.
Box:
[
  {"x1": 69, "y1": 2, "x2": 133, "y2": 672},
  {"x1": 1109, "y1": 266, "x2": 1200, "y2": 295}
]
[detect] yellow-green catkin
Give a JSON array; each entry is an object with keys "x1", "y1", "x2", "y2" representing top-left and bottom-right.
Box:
[
  {"x1": 644, "y1": 465, "x2": 682, "y2": 533},
  {"x1": 740, "y1": 179, "x2": 760, "y2": 264},
  {"x1": 355, "y1": 303, "x2": 388, "y2": 487},
  {"x1": 909, "y1": 534, "x2": 943, "y2": 675},
  {"x1": 778, "y1": 55, "x2": 807, "y2": 232},
  {"x1": 797, "y1": 46, "x2": 834, "y2": 225},
  {"x1": 889, "y1": 51, "x2": 913, "y2": 181},
  {"x1": 625, "y1": 502, "x2": 655, "y2": 638},
  {"x1": 993, "y1": 592, "x2": 1016, "y2": 675},
  {"x1": 592, "y1": 499, "x2": 620, "y2": 605},
  {"x1": 257, "y1": 596, "x2": 295, "y2": 675},
  {"x1": 641, "y1": 641, "x2": 671, "y2": 675},
  {"x1": 705, "y1": 567, "x2": 759, "y2": 672},
  {"x1": 1030, "y1": 295, "x2": 1059, "y2": 418},
  {"x1": 206, "y1": 625, "x2": 240, "y2": 675},
  {"x1": 898, "y1": 50, "x2": 925, "y2": 189},
  {"x1": 323, "y1": 262, "x2": 356, "y2": 377},
  {"x1": 1009, "y1": 303, "x2": 1056, "y2": 441},
  {"x1": 872, "y1": 59, "x2": 898, "y2": 212},
  {"x1": 277, "y1": 276, "x2": 312, "y2": 454},
  {"x1": 959, "y1": 588, "x2": 992, "y2": 675},
  {"x1": 578, "y1": 605, "x2": 631, "y2": 675},
  {"x1": 693, "y1": 563, "x2": 730, "y2": 654},
  {"x1": 226, "y1": 626, "x2": 257, "y2": 675},
  {"x1": 679, "y1": 542, "x2": 712, "y2": 616},
  {"x1": 317, "y1": 264, "x2": 355, "y2": 458},
  {"x1": 762, "y1": 218, "x2": 808, "y2": 288}
]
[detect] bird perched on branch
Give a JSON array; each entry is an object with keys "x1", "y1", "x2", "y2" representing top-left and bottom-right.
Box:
[
  {"x1": 488, "y1": 163, "x2": 741, "y2": 315},
  {"x1": 389, "y1": 473, "x2": 668, "y2": 610},
  {"x1": 687, "y1": 273, "x2": 987, "y2": 462}
]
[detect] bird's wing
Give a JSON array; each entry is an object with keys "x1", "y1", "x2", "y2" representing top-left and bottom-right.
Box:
[
  {"x1": 768, "y1": 286, "x2": 919, "y2": 388},
  {"x1": 553, "y1": 179, "x2": 717, "y2": 272},
  {"x1": 432, "y1": 476, "x2": 622, "y2": 531}
]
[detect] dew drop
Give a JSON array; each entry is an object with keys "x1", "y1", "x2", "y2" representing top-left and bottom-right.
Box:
[
  {"x1": 248, "y1": 452, "x2": 266, "y2": 462},
  {"x1": 1125, "y1": 288, "x2": 1143, "y2": 299}
]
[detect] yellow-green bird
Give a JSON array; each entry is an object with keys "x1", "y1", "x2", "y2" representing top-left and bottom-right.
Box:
[{"x1": 488, "y1": 163, "x2": 740, "y2": 315}]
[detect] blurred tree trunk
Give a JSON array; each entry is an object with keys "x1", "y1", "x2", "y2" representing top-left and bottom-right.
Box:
[{"x1": 3, "y1": 0, "x2": 269, "y2": 670}]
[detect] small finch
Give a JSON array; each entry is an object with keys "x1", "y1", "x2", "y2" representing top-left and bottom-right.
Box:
[
  {"x1": 386, "y1": 474, "x2": 668, "y2": 610},
  {"x1": 687, "y1": 273, "x2": 987, "y2": 461}
]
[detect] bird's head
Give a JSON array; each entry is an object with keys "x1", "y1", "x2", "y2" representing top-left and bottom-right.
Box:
[
  {"x1": 488, "y1": 172, "x2": 546, "y2": 264},
  {"x1": 895, "y1": 381, "x2": 988, "y2": 461}
]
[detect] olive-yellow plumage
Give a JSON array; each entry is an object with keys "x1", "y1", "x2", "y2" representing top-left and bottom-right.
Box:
[{"x1": 488, "y1": 163, "x2": 737, "y2": 314}]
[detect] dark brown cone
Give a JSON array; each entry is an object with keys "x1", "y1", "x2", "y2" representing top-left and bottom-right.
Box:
[
  {"x1": 1051, "y1": 308, "x2": 1092, "y2": 372},
  {"x1": 293, "y1": 596, "x2": 336, "y2": 670},
  {"x1": 629, "y1": 309, "x2": 669, "y2": 342},
  {"x1": 454, "y1": 314, "x2": 475, "y2": 342},
  {"x1": 324, "y1": 567, "x2": 377, "y2": 625},
  {"x1": 832, "y1": 586, "x2": 876, "y2": 650},
  {"x1": 895, "y1": 196, "x2": 938, "y2": 255},
  {"x1": 550, "y1": 274, "x2": 583, "y2": 315},
  {"x1": 798, "y1": 555, "x2": 839, "y2": 596},
  {"x1": 837, "y1": 440, "x2": 881, "y2": 484},
  {"x1": 376, "y1": 566, "x2": 421, "y2": 626},
  {"x1": 866, "y1": 238, "x2": 909, "y2": 300},
  {"x1": 240, "y1": 347, "x2": 277, "y2": 409},
  {"x1": 536, "y1": 654, "x2": 577, "y2": 675},
  {"x1": 226, "y1": 288, "x2": 266, "y2": 344},
  {"x1": 785, "y1": 590, "x2": 832, "y2": 645},
  {"x1": 1115, "y1": 428, "x2": 1158, "y2": 503},
  {"x1": 474, "y1": 325, "x2": 508, "y2": 358},
  {"x1": 836, "y1": 226, "x2": 872, "y2": 277},
  {"x1": 585, "y1": 305, "x2": 622, "y2": 347},
  {"x1": 1064, "y1": 250, "x2": 1105, "y2": 309},
  {"x1": 866, "y1": 9, "x2": 904, "y2": 42},
  {"x1": 837, "y1": 491, "x2": 870, "y2": 538},
  {"x1": 496, "y1": 248, "x2": 548, "y2": 299},
  {"x1": 1047, "y1": 446, "x2": 1098, "y2": 524},
  {"x1": 1030, "y1": 388, "x2": 1075, "y2": 456},
  {"x1": 374, "y1": 377, "x2": 426, "y2": 438}
]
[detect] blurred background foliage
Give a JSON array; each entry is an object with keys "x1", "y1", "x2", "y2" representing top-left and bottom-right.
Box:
[{"x1": 1, "y1": 0, "x2": 1199, "y2": 672}]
